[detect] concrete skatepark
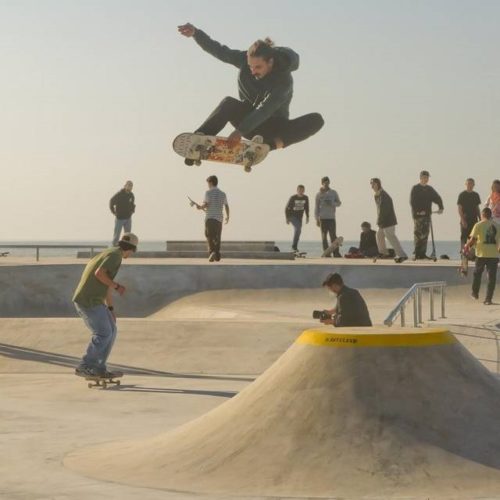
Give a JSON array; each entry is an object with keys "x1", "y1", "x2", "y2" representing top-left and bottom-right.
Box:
[{"x1": 2, "y1": 257, "x2": 500, "y2": 499}]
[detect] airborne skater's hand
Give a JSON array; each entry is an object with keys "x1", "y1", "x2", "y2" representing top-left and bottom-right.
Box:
[
  {"x1": 227, "y1": 130, "x2": 242, "y2": 148},
  {"x1": 178, "y1": 23, "x2": 196, "y2": 37}
]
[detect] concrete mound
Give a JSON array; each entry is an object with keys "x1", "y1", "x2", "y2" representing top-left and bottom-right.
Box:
[{"x1": 65, "y1": 327, "x2": 500, "y2": 498}]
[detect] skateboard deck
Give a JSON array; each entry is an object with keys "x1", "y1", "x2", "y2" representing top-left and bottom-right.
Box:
[
  {"x1": 0, "y1": 252, "x2": 9, "y2": 257},
  {"x1": 321, "y1": 237, "x2": 344, "y2": 258},
  {"x1": 80, "y1": 372, "x2": 123, "y2": 389},
  {"x1": 294, "y1": 251, "x2": 307, "y2": 259},
  {"x1": 459, "y1": 246, "x2": 473, "y2": 277},
  {"x1": 173, "y1": 133, "x2": 270, "y2": 172}
]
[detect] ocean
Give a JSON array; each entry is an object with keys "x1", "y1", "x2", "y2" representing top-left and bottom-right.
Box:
[{"x1": 0, "y1": 240, "x2": 462, "y2": 260}]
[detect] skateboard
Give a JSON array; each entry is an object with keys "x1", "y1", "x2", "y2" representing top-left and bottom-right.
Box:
[
  {"x1": 188, "y1": 196, "x2": 202, "y2": 209},
  {"x1": 321, "y1": 237, "x2": 344, "y2": 257},
  {"x1": 82, "y1": 372, "x2": 123, "y2": 389},
  {"x1": 294, "y1": 251, "x2": 307, "y2": 259},
  {"x1": 459, "y1": 245, "x2": 473, "y2": 277},
  {"x1": 0, "y1": 252, "x2": 9, "y2": 257},
  {"x1": 173, "y1": 133, "x2": 270, "y2": 172}
]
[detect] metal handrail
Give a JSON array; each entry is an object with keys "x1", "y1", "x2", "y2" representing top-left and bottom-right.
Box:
[
  {"x1": 0, "y1": 244, "x2": 106, "y2": 262},
  {"x1": 384, "y1": 281, "x2": 446, "y2": 327}
]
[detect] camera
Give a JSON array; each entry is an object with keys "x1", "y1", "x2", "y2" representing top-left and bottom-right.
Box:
[{"x1": 312, "y1": 310, "x2": 331, "y2": 321}]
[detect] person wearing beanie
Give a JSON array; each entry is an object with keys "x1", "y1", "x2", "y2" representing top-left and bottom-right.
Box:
[{"x1": 73, "y1": 233, "x2": 138, "y2": 378}]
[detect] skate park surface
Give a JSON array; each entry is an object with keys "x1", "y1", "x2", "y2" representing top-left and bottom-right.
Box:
[{"x1": 1, "y1": 258, "x2": 500, "y2": 499}]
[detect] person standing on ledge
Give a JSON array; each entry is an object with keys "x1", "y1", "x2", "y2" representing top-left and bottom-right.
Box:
[
  {"x1": 73, "y1": 233, "x2": 138, "y2": 378},
  {"x1": 110, "y1": 180, "x2": 135, "y2": 246},
  {"x1": 315, "y1": 176, "x2": 342, "y2": 257},
  {"x1": 177, "y1": 23, "x2": 324, "y2": 164},
  {"x1": 457, "y1": 178, "x2": 481, "y2": 249},
  {"x1": 370, "y1": 177, "x2": 407, "y2": 263},
  {"x1": 194, "y1": 175, "x2": 229, "y2": 262},
  {"x1": 465, "y1": 208, "x2": 500, "y2": 306},
  {"x1": 320, "y1": 273, "x2": 372, "y2": 327},
  {"x1": 410, "y1": 170, "x2": 443, "y2": 260},
  {"x1": 285, "y1": 184, "x2": 309, "y2": 254}
]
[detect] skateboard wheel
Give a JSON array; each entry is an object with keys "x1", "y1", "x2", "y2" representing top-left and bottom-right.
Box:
[
  {"x1": 244, "y1": 166, "x2": 252, "y2": 173},
  {"x1": 194, "y1": 160, "x2": 201, "y2": 166},
  {"x1": 87, "y1": 383, "x2": 92, "y2": 389},
  {"x1": 116, "y1": 380, "x2": 121, "y2": 386},
  {"x1": 102, "y1": 381, "x2": 107, "y2": 389}
]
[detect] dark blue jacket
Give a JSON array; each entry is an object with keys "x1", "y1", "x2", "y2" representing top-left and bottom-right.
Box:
[{"x1": 193, "y1": 29, "x2": 299, "y2": 135}]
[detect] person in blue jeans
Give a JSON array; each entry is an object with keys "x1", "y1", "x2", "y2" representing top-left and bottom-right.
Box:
[
  {"x1": 73, "y1": 233, "x2": 138, "y2": 378},
  {"x1": 285, "y1": 185, "x2": 309, "y2": 253},
  {"x1": 109, "y1": 180, "x2": 135, "y2": 246}
]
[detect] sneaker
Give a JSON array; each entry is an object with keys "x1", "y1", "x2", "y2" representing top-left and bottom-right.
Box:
[
  {"x1": 394, "y1": 256, "x2": 408, "y2": 263},
  {"x1": 471, "y1": 293, "x2": 479, "y2": 300},
  {"x1": 75, "y1": 366, "x2": 96, "y2": 377},
  {"x1": 214, "y1": 253, "x2": 221, "y2": 262},
  {"x1": 95, "y1": 369, "x2": 123, "y2": 379},
  {"x1": 251, "y1": 135, "x2": 264, "y2": 144},
  {"x1": 484, "y1": 300, "x2": 493, "y2": 306},
  {"x1": 208, "y1": 252, "x2": 216, "y2": 262}
]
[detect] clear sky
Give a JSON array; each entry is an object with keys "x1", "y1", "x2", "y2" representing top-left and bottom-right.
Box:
[{"x1": 1, "y1": 0, "x2": 498, "y2": 243}]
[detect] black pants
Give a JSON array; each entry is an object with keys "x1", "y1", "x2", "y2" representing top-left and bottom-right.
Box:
[
  {"x1": 320, "y1": 219, "x2": 340, "y2": 256},
  {"x1": 413, "y1": 216, "x2": 431, "y2": 258},
  {"x1": 472, "y1": 257, "x2": 498, "y2": 302},
  {"x1": 196, "y1": 96, "x2": 324, "y2": 149},
  {"x1": 460, "y1": 219, "x2": 477, "y2": 246},
  {"x1": 205, "y1": 219, "x2": 222, "y2": 258}
]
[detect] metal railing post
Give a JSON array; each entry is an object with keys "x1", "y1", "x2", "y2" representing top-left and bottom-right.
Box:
[
  {"x1": 417, "y1": 288, "x2": 422, "y2": 324},
  {"x1": 400, "y1": 306, "x2": 405, "y2": 327},
  {"x1": 440, "y1": 285, "x2": 446, "y2": 319},
  {"x1": 429, "y1": 288, "x2": 435, "y2": 321},
  {"x1": 36, "y1": 247, "x2": 40, "y2": 262},
  {"x1": 413, "y1": 295, "x2": 418, "y2": 327}
]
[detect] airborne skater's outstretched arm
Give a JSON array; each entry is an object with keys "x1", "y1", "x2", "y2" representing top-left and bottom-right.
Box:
[{"x1": 178, "y1": 23, "x2": 246, "y2": 68}]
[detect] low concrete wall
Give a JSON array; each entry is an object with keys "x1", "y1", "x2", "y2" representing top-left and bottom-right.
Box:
[{"x1": 0, "y1": 262, "x2": 470, "y2": 318}]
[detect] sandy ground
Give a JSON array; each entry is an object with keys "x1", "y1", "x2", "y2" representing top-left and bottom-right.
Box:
[{"x1": 1, "y1": 286, "x2": 499, "y2": 499}]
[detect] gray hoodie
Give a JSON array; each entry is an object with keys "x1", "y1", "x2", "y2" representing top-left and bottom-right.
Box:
[{"x1": 315, "y1": 188, "x2": 341, "y2": 220}]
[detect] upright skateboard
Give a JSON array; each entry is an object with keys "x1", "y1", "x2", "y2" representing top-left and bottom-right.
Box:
[
  {"x1": 459, "y1": 245, "x2": 473, "y2": 277},
  {"x1": 173, "y1": 133, "x2": 270, "y2": 172},
  {"x1": 321, "y1": 237, "x2": 344, "y2": 258}
]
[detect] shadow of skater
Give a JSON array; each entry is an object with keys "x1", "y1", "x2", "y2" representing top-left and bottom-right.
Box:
[{"x1": 0, "y1": 343, "x2": 254, "y2": 382}]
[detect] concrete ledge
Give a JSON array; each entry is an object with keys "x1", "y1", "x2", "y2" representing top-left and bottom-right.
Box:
[
  {"x1": 77, "y1": 251, "x2": 295, "y2": 260},
  {"x1": 0, "y1": 262, "x2": 472, "y2": 318},
  {"x1": 166, "y1": 241, "x2": 277, "y2": 252}
]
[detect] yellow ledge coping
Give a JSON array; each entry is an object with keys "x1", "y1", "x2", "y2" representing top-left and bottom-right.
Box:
[{"x1": 296, "y1": 327, "x2": 455, "y2": 348}]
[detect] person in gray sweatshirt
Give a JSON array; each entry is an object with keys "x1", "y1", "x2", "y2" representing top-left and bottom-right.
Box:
[{"x1": 315, "y1": 176, "x2": 342, "y2": 256}]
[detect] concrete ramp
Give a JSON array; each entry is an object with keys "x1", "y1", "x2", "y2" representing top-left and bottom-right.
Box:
[{"x1": 65, "y1": 327, "x2": 500, "y2": 498}]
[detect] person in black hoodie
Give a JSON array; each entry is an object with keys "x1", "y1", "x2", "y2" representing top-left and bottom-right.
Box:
[
  {"x1": 410, "y1": 171, "x2": 444, "y2": 259},
  {"x1": 370, "y1": 178, "x2": 407, "y2": 263},
  {"x1": 178, "y1": 23, "x2": 324, "y2": 165},
  {"x1": 109, "y1": 181, "x2": 135, "y2": 246},
  {"x1": 285, "y1": 184, "x2": 309, "y2": 253}
]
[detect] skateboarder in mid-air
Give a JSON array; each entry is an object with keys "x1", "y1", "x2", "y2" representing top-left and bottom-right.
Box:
[{"x1": 177, "y1": 23, "x2": 324, "y2": 165}]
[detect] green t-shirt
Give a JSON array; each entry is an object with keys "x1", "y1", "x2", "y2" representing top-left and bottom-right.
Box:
[
  {"x1": 73, "y1": 247, "x2": 122, "y2": 307},
  {"x1": 470, "y1": 220, "x2": 500, "y2": 258}
]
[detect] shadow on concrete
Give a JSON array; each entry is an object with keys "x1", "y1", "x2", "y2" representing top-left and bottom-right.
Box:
[
  {"x1": 105, "y1": 384, "x2": 237, "y2": 398},
  {"x1": 0, "y1": 343, "x2": 254, "y2": 382}
]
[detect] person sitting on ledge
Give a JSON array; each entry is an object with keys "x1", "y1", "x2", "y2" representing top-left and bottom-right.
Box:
[
  {"x1": 320, "y1": 272, "x2": 372, "y2": 327},
  {"x1": 346, "y1": 222, "x2": 378, "y2": 258}
]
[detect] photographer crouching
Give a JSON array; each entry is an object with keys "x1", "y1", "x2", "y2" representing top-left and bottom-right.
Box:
[{"x1": 313, "y1": 273, "x2": 372, "y2": 327}]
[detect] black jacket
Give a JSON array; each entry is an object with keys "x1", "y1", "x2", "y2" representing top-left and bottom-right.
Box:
[
  {"x1": 193, "y1": 29, "x2": 299, "y2": 135},
  {"x1": 110, "y1": 189, "x2": 135, "y2": 219},
  {"x1": 359, "y1": 230, "x2": 377, "y2": 253},
  {"x1": 375, "y1": 189, "x2": 397, "y2": 228},
  {"x1": 285, "y1": 195, "x2": 309, "y2": 220},
  {"x1": 334, "y1": 286, "x2": 372, "y2": 327},
  {"x1": 410, "y1": 184, "x2": 443, "y2": 218}
]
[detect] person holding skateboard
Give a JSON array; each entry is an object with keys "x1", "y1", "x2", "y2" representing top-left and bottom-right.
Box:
[
  {"x1": 73, "y1": 233, "x2": 138, "y2": 378},
  {"x1": 285, "y1": 184, "x2": 309, "y2": 254},
  {"x1": 410, "y1": 171, "x2": 443, "y2": 260},
  {"x1": 465, "y1": 208, "x2": 500, "y2": 305},
  {"x1": 177, "y1": 23, "x2": 324, "y2": 165},
  {"x1": 192, "y1": 175, "x2": 229, "y2": 262}
]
